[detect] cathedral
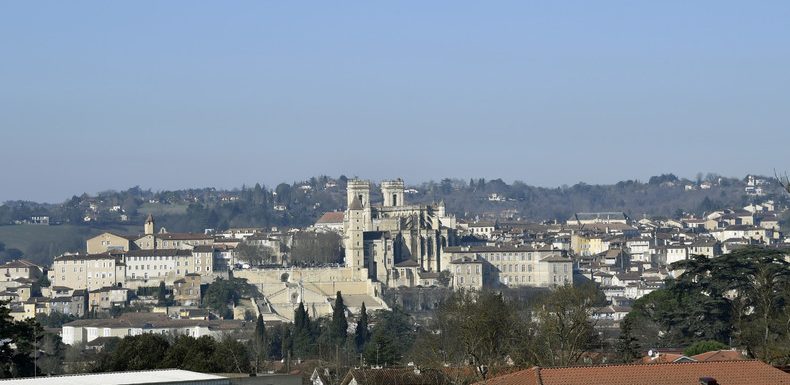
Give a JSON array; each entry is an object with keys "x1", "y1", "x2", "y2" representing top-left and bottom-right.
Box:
[{"x1": 343, "y1": 179, "x2": 457, "y2": 286}]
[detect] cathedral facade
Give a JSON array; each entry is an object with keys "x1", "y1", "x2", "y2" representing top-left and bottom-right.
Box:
[{"x1": 343, "y1": 179, "x2": 457, "y2": 287}]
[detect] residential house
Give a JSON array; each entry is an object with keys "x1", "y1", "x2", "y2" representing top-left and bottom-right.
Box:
[
  {"x1": 477, "y1": 358, "x2": 788, "y2": 385},
  {"x1": 173, "y1": 273, "x2": 202, "y2": 305},
  {"x1": 339, "y1": 367, "x2": 452, "y2": 385},
  {"x1": 61, "y1": 312, "x2": 252, "y2": 345},
  {"x1": 88, "y1": 286, "x2": 132, "y2": 312},
  {"x1": 449, "y1": 256, "x2": 484, "y2": 290}
]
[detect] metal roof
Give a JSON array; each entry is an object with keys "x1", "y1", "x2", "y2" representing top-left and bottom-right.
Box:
[{"x1": 0, "y1": 369, "x2": 228, "y2": 385}]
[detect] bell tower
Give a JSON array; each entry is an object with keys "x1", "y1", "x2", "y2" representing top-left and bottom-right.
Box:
[
  {"x1": 144, "y1": 214, "x2": 155, "y2": 235},
  {"x1": 381, "y1": 179, "x2": 405, "y2": 207},
  {"x1": 344, "y1": 179, "x2": 371, "y2": 271}
]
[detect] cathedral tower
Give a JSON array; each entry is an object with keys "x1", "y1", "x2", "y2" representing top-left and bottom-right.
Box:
[
  {"x1": 344, "y1": 179, "x2": 371, "y2": 270},
  {"x1": 346, "y1": 179, "x2": 371, "y2": 209},
  {"x1": 381, "y1": 179, "x2": 405, "y2": 207}
]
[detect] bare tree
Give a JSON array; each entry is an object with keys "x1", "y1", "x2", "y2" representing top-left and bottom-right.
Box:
[{"x1": 774, "y1": 169, "x2": 790, "y2": 194}]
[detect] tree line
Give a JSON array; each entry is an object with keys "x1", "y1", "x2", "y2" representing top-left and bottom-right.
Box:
[{"x1": 617, "y1": 247, "x2": 790, "y2": 365}]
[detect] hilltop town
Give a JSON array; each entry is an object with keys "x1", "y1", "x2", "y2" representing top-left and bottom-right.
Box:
[{"x1": 1, "y1": 175, "x2": 789, "y2": 382}]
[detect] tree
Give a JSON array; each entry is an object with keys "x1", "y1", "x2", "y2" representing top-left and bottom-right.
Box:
[
  {"x1": 250, "y1": 314, "x2": 268, "y2": 373},
  {"x1": 0, "y1": 305, "x2": 45, "y2": 378},
  {"x1": 330, "y1": 291, "x2": 348, "y2": 345},
  {"x1": 429, "y1": 290, "x2": 519, "y2": 380},
  {"x1": 35, "y1": 312, "x2": 77, "y2": 328},
  {"x1": 104, "y1": 333, "x2": 169, "y2": 371},
  {"x1": 161, "y1": 335, "x2": 219, "y2": 372},
  {"x1": 157, "y1": 281, "x2": 169, "y2": 306},
  {"x1": 214, "y1": 336, "x2": 251, "y2": 373},
  {"x1": 202, "y1": 278, "x2": 253, "y2": 319},
  {"x1": 364, "y1": 308, "x2": 414, "y2": 366},
  {"x1": 683, "y1": 340, "x2": 729, "y2": 357},
  {"x1": 615, "y1": 316, "x2": 642, "y2": 363},
  {"x1": 527, "y1": 284, "x2": 600, "y2": 367},
  {"x1": 673, "y1": 247, "x2": 790, "y2": 363},
  {"x1": 235, "y1": 242, "x2": 273, "y2": 266},
  {"x1": 354, "y1": 302, "x2": 370, "y2": 353},
  {"x1": 292, "y1": 302, "x2": 315, "y2": 358}
]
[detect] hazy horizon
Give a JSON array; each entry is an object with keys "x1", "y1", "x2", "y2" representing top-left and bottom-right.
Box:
[
  {"x1": 1, "y1": 170, "x2": 768, "y2": 204},
  {"x1": 2, "y1": 1, "x2": 789, "y2": 203}
]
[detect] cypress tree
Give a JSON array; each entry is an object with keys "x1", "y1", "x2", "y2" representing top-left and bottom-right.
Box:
[
  {"x1": 255, "y1": 314, "x2": 266, "y2": 347},
  {"x1": 157, "y1": 281, "x2": 167, "y2": 305},
  {"x1": 331, "y1": 291, "x2": 348, "y2": 344},
  {"x1": 354, "y1": 302, "x2": 370, "y2": 353},
  {"x1": 292, "y1": 302, "x2": 313, "y2": 357}
]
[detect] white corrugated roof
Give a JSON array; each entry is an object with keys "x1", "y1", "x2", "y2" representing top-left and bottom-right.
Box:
[{"x1": 0, "y1": 369, "x2": 228, "y2": 385}]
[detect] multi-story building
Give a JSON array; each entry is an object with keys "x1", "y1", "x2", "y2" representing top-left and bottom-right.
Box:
[
  {"x1": 50, "y1": 252, "x2": 126, "y2": 291},
  {"x1": 61, "y1": 312, "x2": 252, "y2": 345},
  {"x1": 443, "y1": 245, "x2": 573, "y2": 288},
  {"x1": 0, "y1": 260, "x2": 43, "y2": 284},
  {"x1": 88, "y1": 287, "x2": 132, "y2": 312},
  {"x1": 449, "y1": 256, "x2": 485, "y2": 290},
  {"x1": 87, "y1": 214, "x2": 214, "y2": 254},
  {"x1": 52, "y1": 247, "x2": 215, "y2": 291},
  {"x1": 173, "y1": 273, "x2": 202, "y2": 305}
]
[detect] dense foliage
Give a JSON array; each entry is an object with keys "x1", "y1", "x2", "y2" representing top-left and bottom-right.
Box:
[
  {"x1": 202, "y1": 277, "x2": 255, "y2": 319},
  {"x1": 95, "y1": 334, "x2": 250, "y2": 373},
  {"x1": 621, "y1": 247, "x2": 790, "y2": 365}
]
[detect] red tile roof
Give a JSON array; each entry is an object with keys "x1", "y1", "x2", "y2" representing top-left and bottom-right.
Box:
[
  {"x1": 478, "y1": 360, "x2": 789, "y2": 385},
  {"x1": 691, "y1": 350, "x2": 748, "y2": 362},
  {"x1": 316, "y1": 211, "x2": 345, "y2": 224}
]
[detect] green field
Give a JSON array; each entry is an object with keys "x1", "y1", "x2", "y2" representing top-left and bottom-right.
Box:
[{"x1": 0, "y1": 223, "x2": 140, "y2": 266}]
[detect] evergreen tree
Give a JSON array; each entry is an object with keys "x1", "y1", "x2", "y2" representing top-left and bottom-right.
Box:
[
  {"x1": 354, "y1": 302, "x2": 370, "y2": 353},
  {"x1": 255, "y1": 314, "x2": 266, "y2": 347},
  {"x1": 252, "y1": 314, "x2": 268, "y2": 369},
  {"x1": 363, "y1": 308, "x2": 414, "y2": 366},
  {"x1": 157, "y1": 281, "x2": 167, "y2": 306},
  {"x1": 292, "y1": 302, "x2": 314, "y2": 358},
  {"x1": 330, "y1": 291, "x2": 348, "y2": 345},
  {"x1": 615, "y1": 316, "x2": 641, "y2": 363}
]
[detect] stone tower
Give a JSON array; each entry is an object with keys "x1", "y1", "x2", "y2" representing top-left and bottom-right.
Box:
[
  {"x1": 345, "y1": 195, "x2": 366, "y2": 269},
  {"x1": 381, "y1": 179, "x2": 405, "y2": 207},
  {"x1": 346, "y1": 179, "x2": 371, "y2": 209},
  {"x1": 144, "y1": 214, "x2": 155, "y2": 235},
  {"x1": 345, "y1": 179, "x2": 371, "y2": 271}
]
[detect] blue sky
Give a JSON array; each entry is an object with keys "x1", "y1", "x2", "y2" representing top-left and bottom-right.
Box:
[{"x1": 1, "y1": 1, "x2": 789, "y2": 202}]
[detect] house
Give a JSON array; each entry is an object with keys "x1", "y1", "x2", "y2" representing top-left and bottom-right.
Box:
[
  {"x1": 88, "y1": 287, "x2": 132, "y2": 312},
  {"x1": 477, "y1": 360, "x2": 788, "y2": 385},
  {"x1": 173, "y1": 273, "x2": 202, "y2": 305},
  {"x1": 0, "y1": 260, "x2": 43, "y2": 283},
  {"x1": 688, "y1": 239, "x2": 721, "y2": 257},
  {"x1": 665, "y1": 245, "x2": 688, "y2": 265},
  {"x1": 468, "y1": 221, "x2": 497, "y2": 239},
  {"x1": 87, "y1": 232, "x2": 137, "y2": 254},
  {"x1": 568, "y1": 212, "x2": 629, "y2": 226},
  {"x1": 50, "y1": 251, "x2": 126, "y2": 291},
  {"x1": 449, "y1": 256, "x2": 485, "y2": 290},
  {"x1": 339, "y1": 367, "x2": 452, "y2": 385},
  {"x1": 61, "y1": 312, "x2": 253, "y2": 345},
  {"x1": 314, "y1": 211, "x2": 345, "y2": 232}
]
